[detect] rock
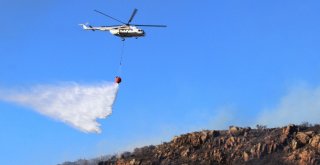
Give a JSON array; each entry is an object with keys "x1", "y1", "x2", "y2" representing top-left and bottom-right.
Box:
[
  {"x1": 228, "y1": 126, "x2": 250, "y2": 136},
  {"x1": 309, "y1": 134, "x2": 320, "y2": 149},
  {"x1": 299, "y1": 150, "x2": 316, "y2": 165},
  {"x1": 296, "y1": 132, "x2": 310, "y2": 145},
  {"x1": 244, "y1": 131, "x2": 248, "y2": 137},
  {"x1": 172, "y1": 136, "x2": 179, "y2": 144},
  {"x1": 286, "y1": 152, "x2": 297, "y2": 162},
  {"x1": 283, "y1": 124, "x2": 297, "y2": 136},
  {"x1": 190, "y1": 133, "x2": 201, "y2": 147},
  {"x1": 129, "y1": 159, "x2": 136, "y2": 165},
  {"x1": 250, "y1": 146, "x2": 256, "y2": 157},
  {"x1": 200, "y1": 131, "x2": 209, "y2": 143},
  {"x1": 180, "y1": 148, "x2": 190, "y2": 157},
  {"x1": 229, "y1": 126, "x2": 240, "y2": 135},
  {"x1": 256, "y1": 143, "x2": 262, "y2": 157},
  {"x1": 226, "y1": 137, "x2": 236, "y2": 147},
  {"x1": 261, "y1": 143, "x2": 267, "y2": 154},
  {"x1": 291, "y1": 139, "x2": 299, "y2": 150},
  {"x1": 280, "y1": 134, "x2": 288, "y2": 144},
  {"x1": 243, "y1": 151, "x2": 250, "y2": 161},
  {"x1": 283, "y1": 146, "x2": 290, "y2": 152},
  {"x1": 271, "y1": 143, "x2": 278, "y2": 153},
  {"x1": 280, "y1": 124, "x2": 298, "y2": 145},
  {"x1": 116, "y1": 159, "x2": 126, "y2": 165},
  {"x1": 213, "y1": 149, "x2": 225, "y2": 163},
  {"x1": 190, "y1": 153, "x2": 197, "y2": 161},
  {"x1": 250, "y1": 143, "x2": 266, "y2": 158},
  {"x1": 305, "y1": 131, "x2": 315, "y2": 136},
  {"x1": 266, "y1": 143, "x2": 272, "y2": 154}
]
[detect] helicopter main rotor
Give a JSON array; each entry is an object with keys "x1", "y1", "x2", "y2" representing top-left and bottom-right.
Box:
[{"x1": 94, "y1": 9, "x2": 167, "y2": 28}]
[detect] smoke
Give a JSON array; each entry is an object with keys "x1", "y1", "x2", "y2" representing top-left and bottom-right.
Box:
[
  {"x1": 257, "y1": 85, "x2": 320, "y2": 127},
  {"x1": 0, "y1": 82, "x2": 119, "y2": 133}
]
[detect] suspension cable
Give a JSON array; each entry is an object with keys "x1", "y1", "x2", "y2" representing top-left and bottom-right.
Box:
[{"x1": 117, "y1": 40, "x2": 125, "y2": 75}]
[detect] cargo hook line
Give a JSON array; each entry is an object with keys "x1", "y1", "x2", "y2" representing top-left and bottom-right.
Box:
[{"x1": 117, "y1": 40, "x2": 125, "y2": 75}]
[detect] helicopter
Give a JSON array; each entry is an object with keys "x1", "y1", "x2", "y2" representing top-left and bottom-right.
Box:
[{"x1": 80, "y1": 9, "x2": 166, "y2": 41}]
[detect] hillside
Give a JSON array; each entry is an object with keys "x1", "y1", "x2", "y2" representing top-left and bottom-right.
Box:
[{"x1": 62, "y1": 124, "x2": 320, "y2": 165}]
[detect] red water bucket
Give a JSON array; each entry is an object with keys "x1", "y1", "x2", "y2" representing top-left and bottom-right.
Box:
[{"x1": 115, "y1": 76, "x2": 122, "y2": 84}]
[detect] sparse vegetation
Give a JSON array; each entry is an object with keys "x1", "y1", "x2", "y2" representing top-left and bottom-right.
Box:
[
  {"x1": 300, "y1": 121, "x2": 313, "y2": 127},
  {"x1": 256, "y1": 124, "x2": 267, "y2": 130}
]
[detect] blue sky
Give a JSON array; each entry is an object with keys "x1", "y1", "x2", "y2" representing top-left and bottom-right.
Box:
[{"x1": 1, "y1": 0, "x2": 320, "y2": 164}]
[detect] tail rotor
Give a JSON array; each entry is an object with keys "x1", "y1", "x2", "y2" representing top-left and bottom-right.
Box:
[{"x1": 79, "y1": 23, "x2": 95, "y2": 31}]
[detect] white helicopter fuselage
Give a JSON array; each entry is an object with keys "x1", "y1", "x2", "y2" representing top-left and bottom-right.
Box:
[
  {"x1": 110, "y1": 26, "x2": 145, "y2": 38},
  {"x1": 80, "y1": 24, "x2": 145, "y2": 39}
]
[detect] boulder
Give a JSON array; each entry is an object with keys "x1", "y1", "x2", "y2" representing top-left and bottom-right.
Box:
[
  {"x1": 309, "y1": 134, "x2": 320, "y2": 149},
  {"x1": 172, "y1": 136, "x2": 179, "y2": 144},
  {"x1": 226, "y1": 137, "x2": 236, "y2": 147},
  {"x1": 281, "y1": 124, "x2": 298, "y2": 144},
  {"x1": 180, "y1": 148, "x2": 190, "y2": 157},
  {"x1": 296, "y1": 132, "x2": 310, "y2": 145},
  {"x1": 243, "y1": 151, "x2": 250, "y2": 162},
  {"x1": 305, "y1": 131, "x2": 315, "y2": 136},
  {"x1": 283, "y1": 124, "x2": 297, "y2": 136},
  {"x1": 229, "y1": 126, "x2": 240, "y2": 135},
  {"x1": 299, "y1": 150, "x2": 316, "y2": 165},
  {"x1": 190, "y1": 133, "x2": 201, "y2": 147},
  {"x1": 229, "y1": 126, "x2": 248, "y2": 136},
  {"x1": 200, "y1": 131, "x2": 209, "y2": 143},
  {"x1": 213, "y1": 149, "x2": 225, "y2": 163}
]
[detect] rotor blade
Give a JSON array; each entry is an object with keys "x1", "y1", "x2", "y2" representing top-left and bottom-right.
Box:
[
  {"x1": 94, "y1": 10, "x2": 126, "y2": 24},
  {"x1": 101, "y1": 25, "x2": 123, "y2": 27},
  {"x1": 133, "y1": 24, "x2": 167, "y2": 27},
  {"x1": 127, "y1": 8, "x2": 138, "y2": 24}
]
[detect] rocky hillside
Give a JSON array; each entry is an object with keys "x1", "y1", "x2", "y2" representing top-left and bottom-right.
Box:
[{"x1": 96, "y1": 124, "x2": 320, "y2": 165}]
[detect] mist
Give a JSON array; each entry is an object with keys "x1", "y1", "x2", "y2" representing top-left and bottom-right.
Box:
[{"x1": 0, "y1": 82, "x2": 119, "y2": 133}]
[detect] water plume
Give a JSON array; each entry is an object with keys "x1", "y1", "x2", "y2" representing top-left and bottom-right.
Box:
[{"x1": 0, "y1": 82, "x2": 119, "y2": 133}]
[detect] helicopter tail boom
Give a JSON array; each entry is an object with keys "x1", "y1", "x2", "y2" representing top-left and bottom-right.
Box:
[
  {"x1": 79, "y1": 23, "x2": 117, "y2": 32},
  {"x1": 79, "y1": 24, "x2": 96, "y2": 31}
]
